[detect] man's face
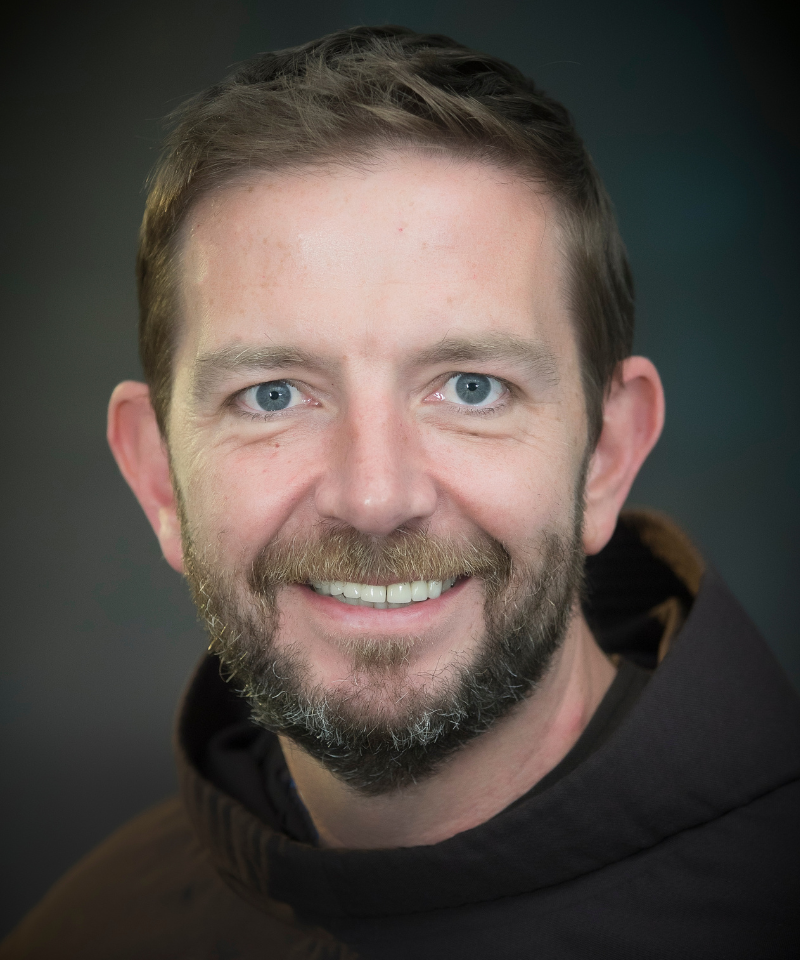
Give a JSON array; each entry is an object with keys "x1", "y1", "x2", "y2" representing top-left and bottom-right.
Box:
[{"x1": 168, "y1": 154, "x2": 590, "y2": 789}]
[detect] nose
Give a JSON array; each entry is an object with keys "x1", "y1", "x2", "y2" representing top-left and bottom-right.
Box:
[{"x1": 314, "y1": 399, "x2": 437, "y2": 536}]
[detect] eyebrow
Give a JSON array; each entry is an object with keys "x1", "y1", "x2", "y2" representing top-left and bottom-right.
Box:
[
  {"x1": 192, "y1": 344, "x2": 337, "y2": 401},
  {"x1": 413, "y1": 334, "x2": 560, "y2": 385},
  {"x1": 192, "y1": 331, "x2": 560, "y2": 401}
]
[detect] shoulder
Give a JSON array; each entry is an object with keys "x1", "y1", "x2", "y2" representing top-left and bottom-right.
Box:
[{"x1": 0, "y1": 797, "x2": 343, "y2": 959}]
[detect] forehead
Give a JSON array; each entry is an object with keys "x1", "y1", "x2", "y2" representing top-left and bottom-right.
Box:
[{"x1": 176, "y1": 153, "x2": 572, "y2": 363}]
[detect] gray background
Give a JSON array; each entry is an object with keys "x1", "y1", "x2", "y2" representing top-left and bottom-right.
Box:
[{"x1": 1, "y1": 0, "x2": 797, "y2": 937}]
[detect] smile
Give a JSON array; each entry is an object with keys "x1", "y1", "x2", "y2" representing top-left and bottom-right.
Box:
[{"x1": 310, "y1": 578, "x2": 458, "y2": 609}]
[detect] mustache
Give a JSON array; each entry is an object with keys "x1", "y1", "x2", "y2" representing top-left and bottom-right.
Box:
[{"x1": 247, "y1": 525, "x2": 512, "y2": 592}]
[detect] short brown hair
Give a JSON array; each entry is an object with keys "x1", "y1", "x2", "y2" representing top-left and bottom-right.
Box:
[{"x1": 138, "y1": 25, "x2": 634, "y2": 445}]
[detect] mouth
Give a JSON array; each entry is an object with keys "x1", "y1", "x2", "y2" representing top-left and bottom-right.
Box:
[{"x1": 309, "y1": 577, "x2": 459, "y2": 609}]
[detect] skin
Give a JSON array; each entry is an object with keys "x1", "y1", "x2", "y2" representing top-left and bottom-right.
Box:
[{"x1": 108, "y1": 153, "x2": 664, "y2": 849}]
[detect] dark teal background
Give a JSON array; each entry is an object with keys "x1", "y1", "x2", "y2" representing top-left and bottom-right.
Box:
[{"x1": 1, "y1": 0, "x2": 797, "y2": 936}]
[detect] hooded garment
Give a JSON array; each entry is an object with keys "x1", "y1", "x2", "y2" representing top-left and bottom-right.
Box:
[{"x1": 3, "y1": 510, "x2": 799, "y2": 959}]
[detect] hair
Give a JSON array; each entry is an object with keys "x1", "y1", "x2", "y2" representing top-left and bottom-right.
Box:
[{"x1": 137, "y1": 25, "x2": 634, "y2": 446}]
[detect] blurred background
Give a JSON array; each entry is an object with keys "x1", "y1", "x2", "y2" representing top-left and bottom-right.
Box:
[{"x1": 1, "y1": 0, "x2": 798, "y2": 936}]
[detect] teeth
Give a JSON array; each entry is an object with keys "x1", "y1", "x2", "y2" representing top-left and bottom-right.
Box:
[
  {"x1": 387, "y1": 582, "x2": 411, "y2": 603},
  {"x1": 410, "y1": 581, "x2": 428, "y2": 601},
  {"x1": 310, "y1": 577, "x2": 457, "y2": 608},
  {"x1": 361, "y1": 585, "x2": 386, "y2": 603}
]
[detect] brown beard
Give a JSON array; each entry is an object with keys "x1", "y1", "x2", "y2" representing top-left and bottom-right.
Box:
[{"x1": 180, "y1": 508, "x2": 586, "y2": 796}]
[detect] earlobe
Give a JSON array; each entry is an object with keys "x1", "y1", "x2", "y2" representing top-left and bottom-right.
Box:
[
  {"x1": 107, "y1": 382, "x2": 184, "y2": 573},
  {"x1": 582, "y1": 357, "x2": 665, "y2": 556}
]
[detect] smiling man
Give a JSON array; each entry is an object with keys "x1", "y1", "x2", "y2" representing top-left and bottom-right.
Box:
[{"x1": 4, "y1": 25, "x2": 799, "y2": 960}]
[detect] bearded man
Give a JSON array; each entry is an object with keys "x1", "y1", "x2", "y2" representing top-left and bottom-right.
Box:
[{"x1": 3, "y1": 25, "x2": 798, "y2": 960}]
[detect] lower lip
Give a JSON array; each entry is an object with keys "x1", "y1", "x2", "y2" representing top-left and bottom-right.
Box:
[{"x1": 295, "y1": 578, "x2": 468, "y2": 627}]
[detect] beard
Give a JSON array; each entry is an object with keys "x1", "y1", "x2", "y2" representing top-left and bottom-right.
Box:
[{"x1": 180, "y1": 500, "x2": 586, "y2": 797}]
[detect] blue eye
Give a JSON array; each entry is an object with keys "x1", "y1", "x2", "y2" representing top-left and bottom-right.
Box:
[
  {"x1": 455, "y1": 374, "x2": 492, "y2": 404},
  {"x1": 440, "y1": 373, "x2": 504, "y2": 408},
  {"x1": 255, "y1": 381, "x2": 292, "y2": 411},
  {"x1": 240, "y1": 380, "x2": 303, "y2": 414}
]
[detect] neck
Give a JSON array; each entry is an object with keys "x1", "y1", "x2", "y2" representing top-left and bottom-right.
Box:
[{"x1": 279, "y1": 613, "x2": 615, "y2": 849}]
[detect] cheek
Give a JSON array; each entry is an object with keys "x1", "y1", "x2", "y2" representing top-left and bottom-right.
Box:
[
  {"x1": 178, "y1": 435, "x2": 324, "y2": 556},
  {"x1": 422, "y1": 423, "x2": 582, "y2": 557}
]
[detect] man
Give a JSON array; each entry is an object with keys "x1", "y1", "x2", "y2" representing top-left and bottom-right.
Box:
[{"x1": 3, "y1": 24, "x2": 798, "y2": 960}]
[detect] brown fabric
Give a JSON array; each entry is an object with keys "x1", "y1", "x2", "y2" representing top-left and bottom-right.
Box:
[
  {"x1": 622, "y1": 509, "x2": 705, "y2": 662},
  {"x1": 623, "y1": 508, "x2": 705, "y2": 596},
  {"x1": 600, "y1": 508, "x2": 702, "y2": 668},
  {"x1": 0, "y1": 797, "x2": 349, "y2": 960}
]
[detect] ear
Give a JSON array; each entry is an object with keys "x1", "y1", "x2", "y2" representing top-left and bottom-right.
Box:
[
  {"x1": 583, "y1": 357, "x2": 665, "y2": 556},
  {"x1": 107, "y1": 381, "x2": 184, "y2": 572}
]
